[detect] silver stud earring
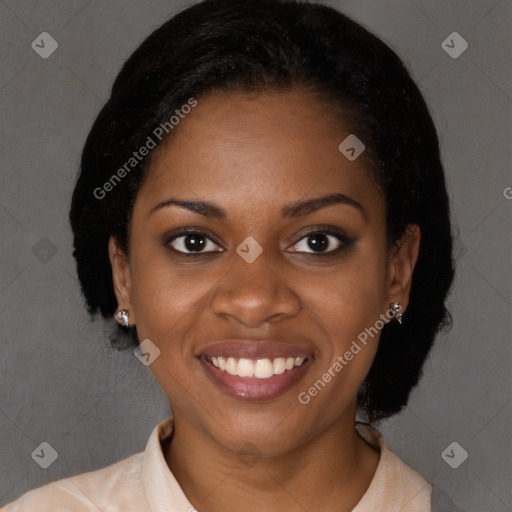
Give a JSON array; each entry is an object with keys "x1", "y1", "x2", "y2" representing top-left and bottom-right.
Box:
[
  {"x1": 115, "y1": 309, "x2": 129, "y2": 327},
  {"x1": 389, "y1": 302, "x2": 403, "y2": 325}
]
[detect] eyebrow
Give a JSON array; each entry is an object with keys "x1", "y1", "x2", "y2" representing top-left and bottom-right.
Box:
[
  {"x1": 149, "y1": 192, "x2": 365, "y2": 219},
  {"x1": 280, "y1": 193, "x2": 365, "y2": 219}
]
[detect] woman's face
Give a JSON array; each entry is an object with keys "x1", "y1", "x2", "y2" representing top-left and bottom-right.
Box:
[{"x1": 110, "y1": 90, "x2": 418, "y2": 456}]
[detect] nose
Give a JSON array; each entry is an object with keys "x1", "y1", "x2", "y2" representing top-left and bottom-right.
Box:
[{"x1": 210, "y1": 250, "x2": 302, "y2": 329}]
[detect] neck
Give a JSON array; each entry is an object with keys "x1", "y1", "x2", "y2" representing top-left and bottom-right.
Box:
[{"x1": 164, "y1": 407, "x2": 380, "y2": 512}]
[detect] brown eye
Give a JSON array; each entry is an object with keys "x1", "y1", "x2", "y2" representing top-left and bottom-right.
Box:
[
  {"x1": 167, "y1": 231, "x2": 222, "y2": 254},
  {"x1": 305, "y1": 232, "x2": 331, "y2": 252},
  {"x1": 288, "y1": 230, "x2": 352, "y2": 255}
]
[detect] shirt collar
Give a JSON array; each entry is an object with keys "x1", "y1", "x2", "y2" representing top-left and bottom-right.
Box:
[
  {"x1": 353, "y1": 422, "x2": 432, "y2": 511},
  {"x1": 142, "y1": 417, "x2": 193, "y2": 512},
  {"x1": 141, "y1": 417, "x2": 411, "y2": 512}
]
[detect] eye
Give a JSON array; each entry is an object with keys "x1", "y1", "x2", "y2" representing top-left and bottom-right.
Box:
[
  {"x1": 289, "y1": 230, "x2": 349, "y2": 254},
  {"x1": 167, "y1": 231, "x2": 223, "y2": 255}
]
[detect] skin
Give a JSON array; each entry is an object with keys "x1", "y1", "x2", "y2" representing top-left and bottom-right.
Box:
[{"x1": 108, "y1": 90, "x2": 420, "y2": 512}]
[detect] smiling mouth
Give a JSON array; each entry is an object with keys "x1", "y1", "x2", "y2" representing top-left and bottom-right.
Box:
[
  {"x1": 199, "y1": 354, "x2": 312, "y2": 401},
  {"x1": 198, "y1": 340, "x2": 313, "y2": 400},
  {"x1": 205, "y1": 356, "x2": 307, "y2": 379}
]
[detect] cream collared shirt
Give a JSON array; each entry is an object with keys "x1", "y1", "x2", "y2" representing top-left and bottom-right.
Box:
[{"x1": 1, "y1": 418, "x2": 432, "y2": 511}]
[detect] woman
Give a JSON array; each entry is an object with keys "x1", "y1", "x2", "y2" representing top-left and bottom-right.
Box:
[{"x1": 2, "y1": 0, "x2": 454, "y2": 510}]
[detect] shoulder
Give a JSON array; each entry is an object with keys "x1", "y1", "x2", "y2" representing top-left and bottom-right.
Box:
[
  {"x1": 1, "y1": 452, "x2": 146, "y2": 512},
  {"x1": 354, "y1": 422, "x2": 432, "y2": 512}
]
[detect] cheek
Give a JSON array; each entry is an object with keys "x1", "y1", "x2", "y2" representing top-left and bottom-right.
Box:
[
  {"x1": 130, "y1": 254, "x2": 211, "y2": 341},
  {"x1": 127, "y1": 251, "x2": 208, "y2": 404},
  {"x1": 306, "y1": 240, "x2": 389, "y2": 342},
  {"x1": 295, "y1": 239, "x2": 388, "y2": 407}
]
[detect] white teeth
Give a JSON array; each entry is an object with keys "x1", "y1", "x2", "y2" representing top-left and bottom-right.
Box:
[
  {"x1": 254, "y1": 359, "x2": 274, "y2": 378},
  {"x1": 273, "y1": 357, "x2": 286, "y2": 375},
  {"x1": 237, "y1": 358, "x2": 255, "y2": 377},
  {"x1": 226, "y1": 357, "x2": 238, "y2": 376},
  {"x1": 208, "y1": 356, "x2": 307, "y2": 379}
]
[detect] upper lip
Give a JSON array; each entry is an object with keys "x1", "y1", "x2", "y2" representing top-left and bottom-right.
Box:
[{"x1": 199, "y1": 340, "x2": 313, "y2": 359}]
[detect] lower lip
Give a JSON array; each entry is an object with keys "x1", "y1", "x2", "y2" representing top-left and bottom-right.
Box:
[{"x1": 199, "y1": 357, "x2": 312, "y2": 401}]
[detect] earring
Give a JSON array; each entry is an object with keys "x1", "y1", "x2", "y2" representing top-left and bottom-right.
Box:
[
  {"x1": 115, "y1": 309, "x2": 129, "y2": 327},
  {"x1": 389, "y1": 302, "x2": 403, "y2": 325}
]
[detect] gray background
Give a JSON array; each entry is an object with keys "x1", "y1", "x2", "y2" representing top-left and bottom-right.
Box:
[{"x1": 0, "y1": 0, "x2": 510, "y2": 510}]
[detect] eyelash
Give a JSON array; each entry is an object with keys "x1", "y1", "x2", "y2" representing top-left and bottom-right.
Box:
[{"x1": 164, "y1": 228, "x2": 354, "y2": 257}]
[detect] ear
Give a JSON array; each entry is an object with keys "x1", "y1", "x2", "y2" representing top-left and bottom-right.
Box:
[
  {"x1": 108, "y1": 236, "x2": 136, "y2": 326},
  {"x1": 385, "y1": 224, "x2": 421, "y2": 315}
]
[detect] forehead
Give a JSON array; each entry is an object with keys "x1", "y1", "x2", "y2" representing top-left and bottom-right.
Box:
[{"x1": 136, "y1": 90, "x2": 383, "y2": 219}]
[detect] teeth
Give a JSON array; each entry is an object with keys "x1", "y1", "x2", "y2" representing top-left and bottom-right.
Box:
[
  {"x1": 273, "y1": 357, "x2": 286, "y2": 374},
  {"x1": 208, "y1": 356, "x2": 307, "y2": 379},
  {"x1": 254, "y1": 359, "x2": 274, "y2": 378},
  {"x1": 226, "y1": 357, "x2": 238, "y2": 376},
  {"x1": 237, "y1": 358, "x2": 254, "y2": 377}
]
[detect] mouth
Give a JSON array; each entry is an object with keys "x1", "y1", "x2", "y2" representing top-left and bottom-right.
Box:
[
  {"x1": 197, "y1": 340, "x2": 313, "y2": 401},
  {"x1": 206, "y1": 355, "x2": 307, "y2": 378}
]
